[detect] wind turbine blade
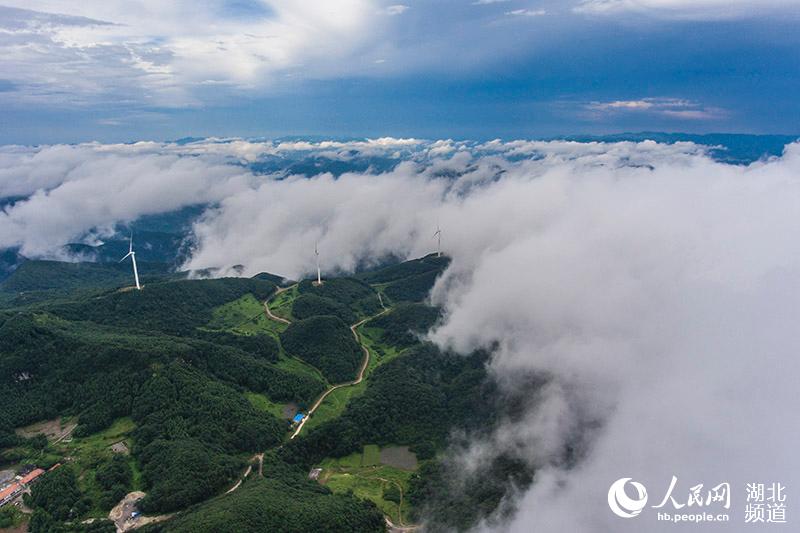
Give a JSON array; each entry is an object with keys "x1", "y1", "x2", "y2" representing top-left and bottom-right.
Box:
[{"x1": 119, "y1": 252, "x2": 132, "y2": 262}]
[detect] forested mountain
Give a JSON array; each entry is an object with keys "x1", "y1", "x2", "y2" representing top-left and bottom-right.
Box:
[
  {"x1": 143, "y1": 455, "x2": 385, "y2": 533},
  {"x1": 280, "y1": 316, "x2": 363, "y2": 382},
  {"x1": 0, "y1": 253, "x2": 531, "y2": 532}
]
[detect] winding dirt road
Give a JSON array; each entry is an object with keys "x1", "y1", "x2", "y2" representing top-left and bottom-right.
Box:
[
  {"x1": 263, "y1": 288, "x2": 389, "y2": 439},
  {"x1": 365, "y1": 474, "x2": 417, "y2": 529},
  {"x1": 225, "y1": 453, "x2": 264, "y2": 494},
  {"x1": 385, "y1": 517, "x2": 421, "y2": 532},
  {"x1": 288, "y1": 304, "x2": 390, "y2": 439},
  {"x1": 254, "y1": 288, "x2": 422, "y2": 529},
  {"x1": 263, "y1": 285, "x2": 293, "y2": 325},
  {"x1": 225, "y1": 464, "x2": 252, "y2": 494}
]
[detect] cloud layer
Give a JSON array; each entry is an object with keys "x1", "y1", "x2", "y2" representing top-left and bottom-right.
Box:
[
  {"x1": 185, "y1": 138, "x2": 800, "y2": 531},
  {"x1": 3, "y1": 0, "x2": 799, "y2": 142},
  {"x1": 427, "y1": 143, "x2": 800, "y2": 531},
  {"x1": 585, "y1": 98, "x2": 727, "y2": 121},
  {"x1": 2, "y1": 138, "x2": 799, "y2": 531},
  {"x1": 575, "y1": 0, "x2": 800, "y2": 19},
  {"x1": 0, "y1": 1, "x2": 385, "y2": 107}
]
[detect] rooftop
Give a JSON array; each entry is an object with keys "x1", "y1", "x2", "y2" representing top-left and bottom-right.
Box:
[
  {"x1": 19, "y1": 468, "x2": 45, "y2": 485},
  {"x1": 0, "y1": 483, "x2": 20, "y2": 502}
]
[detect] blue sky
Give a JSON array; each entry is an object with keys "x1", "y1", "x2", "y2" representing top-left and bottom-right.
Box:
[{"x1": 0, "y1": 0, "x2": 798, "y2": 144}]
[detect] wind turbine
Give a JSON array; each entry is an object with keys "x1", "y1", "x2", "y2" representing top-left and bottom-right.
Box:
[
  {"x1": 314, "y1": 242, "x2": 322, "y2": 285},
  {"x1": 433, "y1": 225, "x2": 442, "y2": 258},
  {"x1": 120, "y1": 233, "x2": 141, "y2": 290}
]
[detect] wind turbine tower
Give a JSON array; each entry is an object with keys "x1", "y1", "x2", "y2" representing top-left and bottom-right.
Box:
[
  {"x1": 315, "y1": 242, "x2": 322, "y2": 285},
  {"x1": 120, "y1": 233, "x2": 142, "y2": 290},
  {"x1": 434, "y1": 225, "x2": 442, "y2": 258}
]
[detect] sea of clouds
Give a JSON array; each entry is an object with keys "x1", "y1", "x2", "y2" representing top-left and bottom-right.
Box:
[{"x1": 2, "y1": 137, "x2": 798, "y2": 531}]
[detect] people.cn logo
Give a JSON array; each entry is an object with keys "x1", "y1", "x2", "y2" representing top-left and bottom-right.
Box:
[{"x1": 608, "y1": 478, "x2": 649, "y2": 518}]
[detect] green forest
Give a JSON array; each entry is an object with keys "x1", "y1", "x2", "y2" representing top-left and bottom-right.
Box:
[
  {"x1": 0, "y1": 252, "x2": 534, "y2": 532},
  {"x1": 279, "y1": 316, "x2": 363, "y2": 383},
  {"x1": 142, "y1": 455, "x2": 385, "y2": 533}
]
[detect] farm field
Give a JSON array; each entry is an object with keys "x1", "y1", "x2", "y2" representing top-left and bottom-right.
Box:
[{"x1": 317, "y1": 445, "x2": 419, "y2": 525}]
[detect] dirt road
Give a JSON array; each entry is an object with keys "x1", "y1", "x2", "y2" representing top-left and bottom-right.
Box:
[
  {"x1": 262, "y1": 288, "x2": 422, "y2": 529},
  {"x1": 225, "y1": 452, "x2": 265, "y2": 495},
  {"x1": 109, "y1": 491, "x2": 172, "y2": 532},
  {"x1": 385, "y1": 517, "x2": 422, "y2": 532},
  {"x1": 225, "y1": 464, "x2": 251, "y2": 494},
  {"x1": 263, "y1": 285, "x2": 294, "y2": 325},
  {"x1": 288, "y1": 306, "x2": 389, "y2": 439},
  {"x1": 262, "y1": 288, "x2": 390, "y2": 440}
]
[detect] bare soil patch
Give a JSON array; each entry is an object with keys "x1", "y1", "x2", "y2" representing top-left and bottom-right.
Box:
[{"x1": 14, "y1": 419, "x2": 76, "y2": 442}]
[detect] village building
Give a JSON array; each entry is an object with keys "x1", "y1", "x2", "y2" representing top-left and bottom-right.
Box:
[{"x1": 0, "y1": 468, "x2": 45, "y2": 507}]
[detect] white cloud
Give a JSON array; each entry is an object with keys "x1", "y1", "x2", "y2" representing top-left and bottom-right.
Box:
[
  {"x1": 384, "y1": 4, "x2": 409, "y2": 15},
  {"x1": 183, "y1": 139, "x2": 800, "y2": 532},
  {"x1": 575, "y1": 0, "x2": 800, "y2": 19},
  {"x1": 589, "y1": 99, "x2": 656, "y2": 110},
  {"x1": 0, "y1": 1, "x2": 383, "y2": 107},
  {"x1": 506, "y1": 8, "x2": 547, "y2": 16},
  {"x1": 2, "y1": 138, "x2": 799, "y2": 533},
  {"x1": 473, "y1": 0, "x2": 512, "y2": 4},
  {"x1": 585, "y1": 97, "x2": 726, "y2": 120},
  {"x1": 0, "y1": 0, "x2": 796, "y2": 113},
  {"x1": 0, "y1": 143, "x2": 258, "y2": 255},
  {"x1": 440, "y1": 146, "x2": 800, "y2": 531},
  {"x1": 0, "y1": 137, "x2": 433, "y2": 255}
]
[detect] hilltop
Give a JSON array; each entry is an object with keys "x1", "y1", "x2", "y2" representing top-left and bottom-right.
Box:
[{"x1": 0, "y1": 252, "x2": 531, "y2": 532}]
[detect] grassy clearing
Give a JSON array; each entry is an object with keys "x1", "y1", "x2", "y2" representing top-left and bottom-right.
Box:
[
  {"x1": 57, "y1": 417, "x2": 140, "y2": 517},
  {"x1": 320, "y1": 463, "x2": 414, "y2": 524},
  {"x1": 362, "y1": 444, "x2": 380, "y2": 466},
  {"x1": 303, "y1": 384, "x2": 364, "y2": 431},
  {"x1": 31, "y1": 312, "x2": 72, "y2": 327},
  {"x1": 319, "y1": 451, "x2": 363, "y2": 469},
  {"x1": 275, "y1": 354, "x2": 327, "y2": 384},
  {"x1": 359, "y1": 326, "x2": 403, "y2": 367},
  {"x1": 269, "y1": 285, "x2": 299, "y2": 320},
  {"x1": 352, "y1": 323, "x2": 404, "y2": 382},
  {"x1": 317, "y1": 445, "x2": 419, "y2": 522},
  {"x1": 245, "y1": 391, "x2": 287, "y2": 420},
  {"x1": 318, "y1": 445, "x2": 415, "y2": 470},
  {"x1": 206, "y1": 293, "x2": 287, "y2": 335},
  {"x1": 208, "y1": 295, "x2": 333, "y2": 392},
  {"x1": 207, "y1": 294, "x2": 262, "y2": 330},
  {"x1": 64, "y1": 417, "x2": 135, "y2": 458}
]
